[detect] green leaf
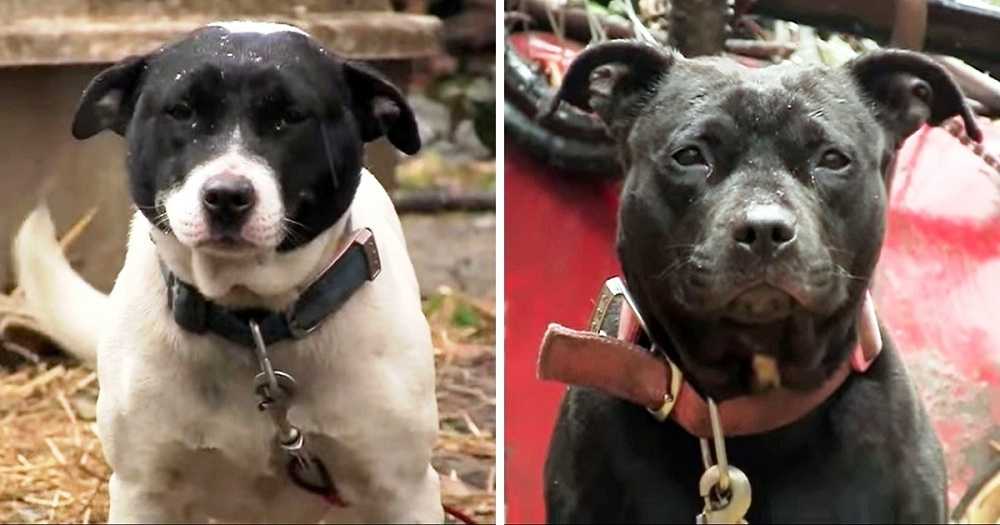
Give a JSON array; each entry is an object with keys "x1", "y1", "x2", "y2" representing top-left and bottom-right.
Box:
[
  {"x1": 423, "y1": 294, "x2": 445, "y2": 316},
  {"x1": 452, "y1": 303, "x2": 482, "y2": 328}
]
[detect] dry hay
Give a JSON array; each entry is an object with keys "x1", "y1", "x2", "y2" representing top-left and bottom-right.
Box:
[
  {"x1": 427, "y1": 287, "x2": 496, "y2": 523},
  {"x1": 0, "y1": 308, "x2": 497, "y2": 524},
  {"x1": 0, "y1": 364, "x2": 107, "y2": 524}
]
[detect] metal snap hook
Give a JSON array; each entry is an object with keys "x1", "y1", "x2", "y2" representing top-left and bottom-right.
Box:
[
  {"x1": 695, "y1": 398, "x2": 752, "y2": 524},
  {"x1": 249, "y1": 320, "x2": 279, "y2": 394},
  {"x1": 253, "y1": 371, "x2": 298, "y2": 409},
  {"x1": 708, "y1": 398, "x2": 730, "y2": 491},
  {"x1": 243, "y1": 320, "x2": 344, "y2": 507},
  {"x1": 697, "y1": 464, "x2": 752, "y2": 524}
]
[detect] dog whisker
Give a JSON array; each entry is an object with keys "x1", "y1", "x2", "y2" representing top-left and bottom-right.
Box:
[
  {"x1": 826, "y1": 246, "x2": 856, "y2": 259},
  {"x1": 831, "y1": 264, "x2": 866, "y2": 282},
  {"x1": 653, "y1": 255, "x2": 694, "y2": 282},
  {"x1": 135, "y1": 204, "x2": 171, "y2": 229},
  {"x1": 279, "y1": 219, "x2": 307, "y2": 244},
  {"x1": 660, "y1": 243, "x2": 698, "y2": 251},
  {"x1": 282, "y1": 216, "x2": 308, "y2": 229}
]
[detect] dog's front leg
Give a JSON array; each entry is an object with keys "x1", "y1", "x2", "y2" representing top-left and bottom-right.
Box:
[
  {"x1": 108, "y1": 473, "x2": 193, "y2": 524},
  {"x1": 893, "y1": 444, "x2": 948, "y2": 523}
]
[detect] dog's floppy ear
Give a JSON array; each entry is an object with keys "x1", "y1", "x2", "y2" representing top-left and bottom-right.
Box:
[
  {"x1": 72, "y1": 55, "x2": 147, "y2": 140},
  {"x1": 343, "y1": 61, "x2": 420, "y2": 155},
  {"x1": 848, "y1": 49, "x2": 981, "y2": 147},
  {"x1": 543, "y1": 40, "x2": 673, "y2": 142}
]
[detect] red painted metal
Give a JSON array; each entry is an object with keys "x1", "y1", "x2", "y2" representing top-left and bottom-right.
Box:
[
  {"x1": 879, "y1": 124, "x2": 1000, "y2": 506},
  {"x1": 504, "y1": 146, "x2": 621, "y2": 523},
  {"x1": 504, "y1": 34, "x2": 1000, "y2": 523},
  {"x1": 508, "y1": 31, "x2": 580, "y2": 78}
]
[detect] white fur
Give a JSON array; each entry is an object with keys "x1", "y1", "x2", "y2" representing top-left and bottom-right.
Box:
[
  {"x1": 14, "y1": 206, "x2": 109, "y2": 365},
  {"x1": 210, "y1": 21, "x2": 310, "y2": 37},
  {"x1": 15, "y1": 171, "x2": 443, "y2": 523},
  {"x1": 164, "y1": 131, "x2": 285, "y2": 250}
]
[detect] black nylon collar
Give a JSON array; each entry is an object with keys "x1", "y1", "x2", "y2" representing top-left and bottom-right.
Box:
[{"x1": 162, "y1": 228, "x2": 381, "y2": 348}]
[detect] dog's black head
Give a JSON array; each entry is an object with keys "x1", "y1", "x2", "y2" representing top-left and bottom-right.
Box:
[
  {"x1": 73, "y1": 21, "x2": 419, "y2": 255},
  {"x1": 550, "y1": 41, "x2": 979, "y2": 399}
]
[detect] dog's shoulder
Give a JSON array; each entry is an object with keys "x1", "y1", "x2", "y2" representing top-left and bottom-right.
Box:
[
  {"x1": 546, "y1": 388, "x2": 659, "y2": 469},
  {"x1": 346, "y1": 169, "x2": 422, "y2": 300},
  {"x1": 545, "y1": 386, "x2": 701, "y2": 521},
  {"x1": 351, "y1": 169, "x2": 408, "y2": 244}
]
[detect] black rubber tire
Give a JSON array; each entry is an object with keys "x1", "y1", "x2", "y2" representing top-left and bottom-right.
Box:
[
  {"x1": 503, "y1": 37, "x2": 621, "y2": 179},
  {"x1": 504, "y1": 101, "x2": 620, "y2": 177}
]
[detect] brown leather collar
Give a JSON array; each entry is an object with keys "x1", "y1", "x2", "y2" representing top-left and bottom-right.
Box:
[{"x1": 537, "y1": 279, "x2": 884, "y2": 438}]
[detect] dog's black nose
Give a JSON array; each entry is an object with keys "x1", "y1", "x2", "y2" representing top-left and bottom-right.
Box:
[
  {"x1": 201, "y1": 175, "x2": 256, "y2": 223},
  {"x1": 732, "y1": 205, "x2": 797, "y2": 257}
]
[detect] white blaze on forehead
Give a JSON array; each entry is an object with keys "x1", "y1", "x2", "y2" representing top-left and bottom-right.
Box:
[{"x1": 208, "y1": 21, "x2": 310, "y2": 37}]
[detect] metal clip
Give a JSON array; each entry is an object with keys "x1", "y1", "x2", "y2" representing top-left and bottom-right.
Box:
[
  {"x1": 700, "y1": 399, "x2": 731, "y2": 492},
  {"x1": 253, "y1": 371, "x2": 297, "y2": 411},
  {"x1": 250, "y1": 320, "x2": 281, "y2": 400},
  {"x1": 277, "y1": 427, "x2": 321, "y2": 483},
  {"x1": 695, "y1": 398, "x2": 752, "y2": 524},
  {"x1": 249, "y1": 320, "x2": 300, "y2": 446},
  {"x1": 588, "y1": 277, "x2": 649, "y2": 334},
  {"x1": 696, "y1": 465, "x2": 751, "y2": 524},
  {"x1": 589, "y1": 277, "x2": 685, "y2": 421},
  {"x1": 247, "y1": 320, "x2": 341, "y2": 504},
  {"x1": 357, "y1": 229, "x2": 381, "y2": 280},
  {"x1": 648, "y1": 357, "x2": 683, "y2": 422}
]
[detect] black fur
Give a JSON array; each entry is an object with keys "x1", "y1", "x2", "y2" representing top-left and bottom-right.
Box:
[
  {"x1": 72, "y1": 25, "x2": 419, "y2": 251},
  {"x1": 544, "y1": 42, "x2": 976, "y2": 522}
]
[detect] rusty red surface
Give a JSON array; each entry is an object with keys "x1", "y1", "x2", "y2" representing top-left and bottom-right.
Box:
[
  {"x1": 504, "y1": 35, "x2": 1000, "y2": 523},
  {"x1": 879, "y1": 123, "x2": 1000, "y2": 506}
]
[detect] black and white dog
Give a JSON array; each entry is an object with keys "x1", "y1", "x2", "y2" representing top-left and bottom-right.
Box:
[
  {"x1": 16, "y1": 22, "x2": 442, "y2": 523},
  {"x1": 542, "y1": 41, "x2": 980, "y2": 523}
]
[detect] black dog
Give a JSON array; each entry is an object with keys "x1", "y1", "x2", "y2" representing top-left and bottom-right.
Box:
[{"x1": 543, "y1": 41, "x2": 980, "y2": 523}]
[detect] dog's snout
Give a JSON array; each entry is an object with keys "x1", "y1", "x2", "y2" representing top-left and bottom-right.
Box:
[
  {"x1": 201, "y1": 174, "x2": 256, "y2": 223},
  {"x1": 732, "y1": 205, "x2": 797, "y2": 257}
]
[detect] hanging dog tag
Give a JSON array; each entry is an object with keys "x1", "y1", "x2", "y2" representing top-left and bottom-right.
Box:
[{"x1": 696, "y1": 465, "x2": 751, "y2": 524}]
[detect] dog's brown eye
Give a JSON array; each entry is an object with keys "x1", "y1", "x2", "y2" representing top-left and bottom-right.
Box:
[
  {"x1": 818, "y1": 149, "x2": 850, "y2": 170},
  {"x1": 272, "y1": 110, "x2": 307, "y2": 133},
  {"x1": 672, "y1": 147, "x2": 707, "y2": 167},
  {"x1": 277, "y1": 108, "x2": 308, "y2": 130},
  {"x1": 166, "y1": 102, "x2": 194, "y2": 121},
  {"x1": 287, "y1": 108, "x2": 308, "y2": 123}
]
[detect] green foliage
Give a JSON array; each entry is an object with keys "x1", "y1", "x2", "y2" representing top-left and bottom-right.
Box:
[
  {"x1": 452, "y1": 302, "x2": 483, "y2": 328},
  {"x1": 426, "y1": 73, "x2": 495, "y2": 153},
  {"x1": 422, "y1": 288, "x2": 495, "y2": 343}
]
